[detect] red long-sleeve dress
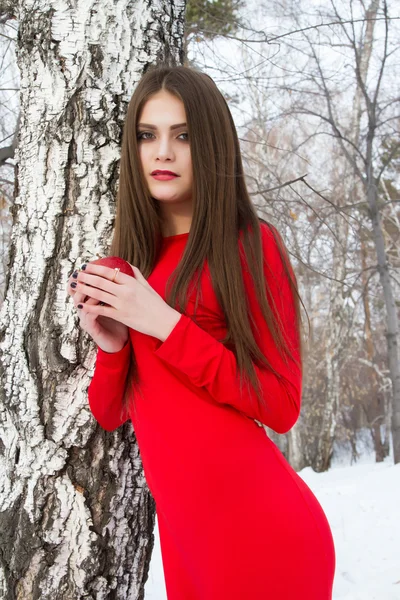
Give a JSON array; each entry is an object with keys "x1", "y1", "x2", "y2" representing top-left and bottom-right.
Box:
[{"x1": 87, "y1": 222, "x2": 336, "y2": 599}]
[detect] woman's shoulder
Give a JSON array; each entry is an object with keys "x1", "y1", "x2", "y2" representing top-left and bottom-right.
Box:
[
  {"x1": 258, "y1": 218, "x2": 283, "y2": 246},
  {"x1": 241, "y1": 219, "x2": 287, "y2": 266}
]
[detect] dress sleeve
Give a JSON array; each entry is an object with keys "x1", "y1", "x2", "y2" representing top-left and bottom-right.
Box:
[
  {"x1": 153, "y1": 223, "x2": 302, "y2": 434},
  {"x1": 87, "y1": 338, "x2": 131, "y2": 431}
]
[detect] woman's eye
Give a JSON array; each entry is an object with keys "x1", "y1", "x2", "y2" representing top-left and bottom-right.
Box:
[
  {"x1": 137, "y1": 132, "x2": 153, "y2": 140},
  {"x1": 136, "y1": 132, "x2": 189, "y2": 141}
]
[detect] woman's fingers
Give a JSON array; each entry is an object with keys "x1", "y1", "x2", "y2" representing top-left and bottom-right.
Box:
[
  {"x1": 66, "y1": 268, "x2": 93, "y2": 307},
  {"x1": 83, "y1": 295, "x2": 100, "y2": 305},
  {"x1": 67, "y1": 267, "x2": 105, "y2": 311}
]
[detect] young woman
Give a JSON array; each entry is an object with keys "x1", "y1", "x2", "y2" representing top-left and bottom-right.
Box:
[{"x1": 67, "y1": 64, "x2": 336, "y2": 599}]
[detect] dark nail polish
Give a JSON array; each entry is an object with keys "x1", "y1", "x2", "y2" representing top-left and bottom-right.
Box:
[
  {"x1": 72, "y1": 271, "x2": 78, "y2": 279},
  {"x1": 77, "y1": 304, "x2": 83, "y2": 309},
  {"x1": 81, "y1": 264, "x2": 87, "y2": 270},
  {"x1": 70, "y1": 282, "x2": 77, "y2": 288}
]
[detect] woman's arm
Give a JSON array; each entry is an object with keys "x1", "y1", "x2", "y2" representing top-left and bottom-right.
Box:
[
  {"x1": 153, "y1": 223, "x2": 302, "y2": 434},
  {"x1": 87, "y1": 339, "x2": 131, "y2": 431}
]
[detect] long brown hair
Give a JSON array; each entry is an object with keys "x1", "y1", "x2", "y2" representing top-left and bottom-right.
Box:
[{"x1": 108, "y1": 62, "x2": 307, "y2": 420}]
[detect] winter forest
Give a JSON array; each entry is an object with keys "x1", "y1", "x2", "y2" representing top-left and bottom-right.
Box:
[{"x1": 0, "y1": 0, "x2": 399, "y2": 598}]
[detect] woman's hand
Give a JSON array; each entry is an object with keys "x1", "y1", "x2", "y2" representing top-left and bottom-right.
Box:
[
  {"x1": 72, "y1": 262, "x2": 182, "y2": 341},
  {"x1": 66, "y1": 265, "x2": 130, "y2": 353}
]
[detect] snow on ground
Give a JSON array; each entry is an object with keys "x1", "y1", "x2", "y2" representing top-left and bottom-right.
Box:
[{"x1": 145, "y1": 433, "x2": 400, "y2": 599}]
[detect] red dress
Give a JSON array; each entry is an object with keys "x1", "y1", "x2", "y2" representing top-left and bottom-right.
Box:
[{"x1": 88, "y1": 222, "x2": 336, "y2": 599}]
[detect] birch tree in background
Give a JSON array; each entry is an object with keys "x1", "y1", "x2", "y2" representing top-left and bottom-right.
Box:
[
  {"x1": 229, "y1": 0, "x2": 400, "y2": 467},
  {"x1": 287, "y1": 0, "x2": 400, "y2": 466},
  {"x1": 310, "y1": 0, "x2": 381, "y2": 472},
  {"x1": 348, "y1": 0, "x2": 392, "y2": 463},
  {"x1": 0, "y1": 0, "x2": 185, "y2": 598}
]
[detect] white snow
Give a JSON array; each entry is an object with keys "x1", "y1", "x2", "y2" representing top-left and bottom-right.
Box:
[{"x1": 144, "y1": 442, "x2": 400, "y2": 599}]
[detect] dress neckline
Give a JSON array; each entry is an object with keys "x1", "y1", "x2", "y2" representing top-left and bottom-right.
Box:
[{"x1": 162, "y1": 232, "x2": 190, "y2": 242}]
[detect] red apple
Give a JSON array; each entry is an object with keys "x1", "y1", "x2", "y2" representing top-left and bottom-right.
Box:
[
  {"x1": 83, "y1": 256, "x2": 135, "y2": 305},
  {"x1": 91, "y1": 256, "x2": 135, "y2": 276}
]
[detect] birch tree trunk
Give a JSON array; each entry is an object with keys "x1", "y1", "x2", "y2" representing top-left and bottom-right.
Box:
[
  {"x1": 314, "y1": 0, "x2": 379, "y2": 471},
  {"x1": 314, "y1": 196, "x2": 350, "y2": 472},
  {"x1": 0, "y1": 0, "x2": 186, "y2": 598},
  {"x1": 351, "y1": 0, "x2": 389, "y2": 462},
  {"x1": 350, "y1": 0, "x2": 400, "y2": 463},
  {"x1": 360, "y1": 233, "x2": 390, "y2": 461}
]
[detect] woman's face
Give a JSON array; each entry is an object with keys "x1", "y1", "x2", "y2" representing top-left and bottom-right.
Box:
[{"x1": 137, "y1": 90, "x2": 193, "y2": 210}]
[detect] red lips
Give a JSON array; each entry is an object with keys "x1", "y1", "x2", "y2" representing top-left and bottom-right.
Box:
[{"x1": 151, "y1": 170, "x2": 179, "y2": 176}]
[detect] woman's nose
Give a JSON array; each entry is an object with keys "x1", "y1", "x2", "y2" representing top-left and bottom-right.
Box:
[{"x1": 155, "y1": 139, "x2": 174, "y2": 159}]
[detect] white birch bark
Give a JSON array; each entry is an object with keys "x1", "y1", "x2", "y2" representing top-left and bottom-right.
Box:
[
  {"x1": 287, "y1": 423, "x2": 305, "y2": 471},
  {"x1": 0, "y1": 0, "x2": 186, "y2": 597},
  {"x1": 314, "y1": 202, "x2": 350, "y2": 471}
]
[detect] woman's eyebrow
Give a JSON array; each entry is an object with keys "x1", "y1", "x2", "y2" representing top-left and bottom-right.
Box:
[{"x1": 137, "y1": 122, "x2": 187, "y2": 130}]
